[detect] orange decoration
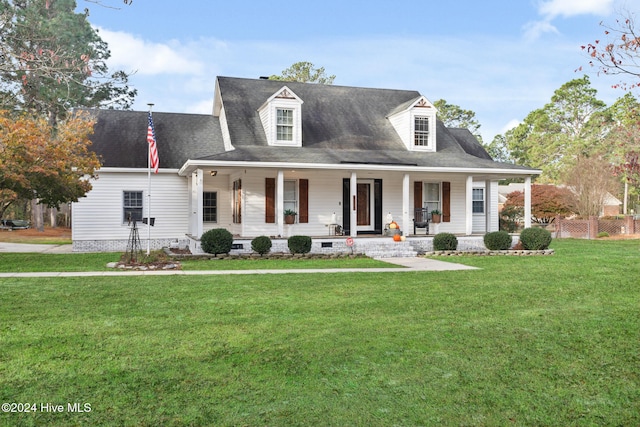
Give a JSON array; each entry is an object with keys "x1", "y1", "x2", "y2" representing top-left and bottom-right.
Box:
[{"x1": 393, "y1": 233, "x2": 402, "y2": 242}]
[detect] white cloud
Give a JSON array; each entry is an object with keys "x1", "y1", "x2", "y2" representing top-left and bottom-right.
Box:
[
  {"x1": 523, "y1": 20, "x2": 560, "y2": 41},
  {"x1": 524, "y1": 0, "x2": 615, "y2": 42},
  {"x1": 97, "y1": 28, "x2": 204, "y2": 76},
  {"x1": 501, "y1": 119, "x2": 521, "y2": 134},
  {"x1": 538, "y1": 0, "x2": 615, "y2": 19}
]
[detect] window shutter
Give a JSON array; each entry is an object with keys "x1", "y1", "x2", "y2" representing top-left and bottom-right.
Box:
[
  {"x1": 299, "y1": 179, "x2": 309, "y2": 223},
  {"x1": 442, "y1": 181, "x2": 451, "y2": 222},
  {"x1": 265, "y1": 178, "x2": 275, "y2": 223},
  {"x1": 414, "y1": 181, "x2": 423, "y2": 209}
]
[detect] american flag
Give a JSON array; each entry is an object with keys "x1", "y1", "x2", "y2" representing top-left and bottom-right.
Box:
[{"x1": 147, "y1": 113, "x2": 159, "y2": 173}]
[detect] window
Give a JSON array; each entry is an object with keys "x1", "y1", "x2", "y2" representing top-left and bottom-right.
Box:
[
  {"x1": 277, "y1": 108, "x2": 294, "y2": 141},
  {"x1": 473, "y1": 188, "x2": 485, "y2": 214},
  {"x1": 424, "y1": 183, "x2": 440, "y2": 213},
  {"x1": 258, "y1": 86, "x2": 303, "y2": 146},
  {"x1": 233, "y1": 179, "x2": 242, "y2": 223},
  {"x1": 284, "y1": 180, "x2": 297, "y2": 216},
  {"x1": 414, "y1": 116, "x2": 430, "y2": 146},
  {"x1": 123, "y1": 191, "x2": 143, "y2": 223},
  {"x1": 203, "y1": 192, "x2": 217, "y2": 222}
]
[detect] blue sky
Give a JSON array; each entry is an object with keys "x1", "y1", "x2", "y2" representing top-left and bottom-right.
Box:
[{"x1": 83, "y1": 0, "x2": 637, "y2": 143}]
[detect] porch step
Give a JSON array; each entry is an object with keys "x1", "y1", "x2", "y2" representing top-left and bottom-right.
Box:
[{"x1": 360, "y1": 241, "x2": 418, "y2": 258}]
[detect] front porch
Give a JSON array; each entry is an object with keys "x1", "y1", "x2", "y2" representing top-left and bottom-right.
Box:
[{"x1": 185, "y1": 234, "x2": 504, "y2": 258}]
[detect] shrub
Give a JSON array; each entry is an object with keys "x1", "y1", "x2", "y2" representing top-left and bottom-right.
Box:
[
  {"x1": 201, "y1": 228, "x2": 234, "y2": 255},
  {"x1": 597, "y1": 231, "x2": 610, "y2": 238},
  {"x1": 433, "y1": 232, "x2": 458, "y2": 251},
  {"x1": 519, "y1": 227, "x2": 552, "y2": 250},
  {"x1": 288, "y1": 235, "x2": 312, "y2": 254},
  {"x1": 251, "y1": 235, "x2": 272, "y2": 255},
  {"x1": 484, "y1": 230, "x2": 513, "y2": 250}
]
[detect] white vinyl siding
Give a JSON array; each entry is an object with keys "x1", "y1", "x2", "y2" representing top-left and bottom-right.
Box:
[
  {"x1": 72, "y1": 171, "x2": 189, "y2": 243},
  {"x1": 257, "y1": 86, "x2": 303, "y2": 147},
  {"x1": 388, "y1": 96, "x2": 436, "y2": 152}
]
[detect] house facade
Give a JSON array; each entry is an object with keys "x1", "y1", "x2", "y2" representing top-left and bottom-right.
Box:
[{"x1": 72, "y1": 77, "x2": 540, "y2": 252}]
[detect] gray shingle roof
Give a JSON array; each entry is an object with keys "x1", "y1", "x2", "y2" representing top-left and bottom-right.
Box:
[
  {"x1": 86, "y1": 109, "x2": 223, "y2": 169},
  {"x1": 86, "y1": 77, "x2": 536, "y2": 173}
]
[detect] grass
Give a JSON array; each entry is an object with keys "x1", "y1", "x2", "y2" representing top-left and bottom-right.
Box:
[
  {"x1": 0, "y1": 239, "x2": 639, "y2": 426},
  {"x1": 180, "y1": 256, "x2": 396, "y2": 270},
  {"x1": 0, "y1": 252, "x2": 395, "y2": 272},
  {"x1": 0, "y1": 253, "x2": 121, "y2": 272}
]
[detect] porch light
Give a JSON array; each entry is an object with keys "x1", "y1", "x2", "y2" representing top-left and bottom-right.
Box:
[{"x1": 210, "y1": 170, "x2": 217, "y2": 176}]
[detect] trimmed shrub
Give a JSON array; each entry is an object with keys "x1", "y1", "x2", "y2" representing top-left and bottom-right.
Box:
[
  {"x1": 484, "y1": 230, "x2": 513, "y2": 250},
  {"x1": 519, "y1": 227, "x2": 552, "y2": 250},
  {"x1": 433, "y1": 232, "x2": 458, "y2": 251},
  {"x1": 251, "y1": 235, "x2": 272, "y2": 255},
  {"x1": 201, "y1": 228, "x2": 234, "y2": 255},
  {"x1": 597, "y1": 231, "x2": 609, "y2": 238},
  {"x1": 288, "y1": 235, "x2": 312, "y2": 254}
]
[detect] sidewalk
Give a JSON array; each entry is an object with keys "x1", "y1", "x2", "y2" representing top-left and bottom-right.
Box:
[
  {"x1": 0, "y1": 243, "x2": 478, "y2": 277},
  {"x1": 0, "y1": 242, "x2": 74, "y2": 254}
]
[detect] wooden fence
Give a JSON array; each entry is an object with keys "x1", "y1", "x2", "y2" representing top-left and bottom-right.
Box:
[{"x1": 555, "y1": 215, "x2": 640, "y2": 239}]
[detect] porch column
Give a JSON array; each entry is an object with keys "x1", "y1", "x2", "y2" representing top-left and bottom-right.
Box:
[
  {"x1": 465, "y1": 176, "x2": 473, "y2": 235},
  {"x1": 277, "y1": 170, "x2": 284, "y2": 237},
  {"x1": 524, "y1": 176, "x2": 532, "y2": 228},
  {"x1": 402, "y1": 173, "x2": 410, "y2": 233},
  {"x1": 350, "y1": 172, "x2": 357, "y2": 237},
  {"x1": 485, "y1": 179, "x2": 493, "y2": 233},
  {"x1": 190, "y1": 169, "x2": 203, "y2": 238}
]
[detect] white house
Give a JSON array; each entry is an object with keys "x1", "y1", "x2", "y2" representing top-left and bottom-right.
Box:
[{"x1": 72, "y1": 76, "x2": 540, "y2": 252}]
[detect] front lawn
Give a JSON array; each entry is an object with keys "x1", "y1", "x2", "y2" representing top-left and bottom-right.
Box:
[{"x1": 0, "y1": 239, "x2": 638, "y2": 426}]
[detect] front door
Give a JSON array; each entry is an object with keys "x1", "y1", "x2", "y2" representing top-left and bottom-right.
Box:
[
  {"x1": 357, "y1": 180, "x2": 375, "y2": 232},
  {"x1": 342, "y1": 178, "x2": 383, "y2": 235}
]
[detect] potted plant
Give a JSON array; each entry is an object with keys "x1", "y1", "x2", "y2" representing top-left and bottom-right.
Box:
[
  {"x1": 283, "y1": 209, "x2": 297, "y2": 224},
  {"x1": 430, "y1": 209, "x2": 442, "y2": 223}
]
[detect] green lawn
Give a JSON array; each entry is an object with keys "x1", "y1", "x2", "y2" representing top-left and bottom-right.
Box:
[
  {"x1": 0, "y1": 253, "x2": 394, "y2": 272},
  {"x1": 0, "y1": 239, "x2": 638, "y2": 426}
]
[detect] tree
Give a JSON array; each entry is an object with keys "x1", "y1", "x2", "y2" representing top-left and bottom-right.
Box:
[
  {"x1": 503, "y1": 184, "x2": 576, "y2": 225},
  {"x1": 0, "y1": 0, "x2": 136, "y2": 124},
  {"x1": 269, "y1": 61, "x2": 335, "y2": 84},
  {"x1": 504, "y1": 76, "x2": 609, "y2": 182},
  {"x1": 581, "y1": 9, "x2": 640, "y2": 90},
  {"x1": 485, "y1": 134, "x2": 513, "y2": 163},
  {"x1": 563, "y1": 155, "x2": 619, "y2": 218},
  {"x1": 0, "y1": 110, "x2": 100, "y2": 219},
  {"x1": 433, "y1": 99, "x2": 482, "y2": 142},
  {"x1": 603, "y1": 92, "x2": 640, "y2": 213}
]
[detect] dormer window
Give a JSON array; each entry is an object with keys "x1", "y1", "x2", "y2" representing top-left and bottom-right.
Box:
[
  {"x1": 388, "y1": 95, "x2": 437, "y2": 152},
  {"x1": 277, "y1": 108, "x2": 294, "y2": 141},
  {"x1": 258, "y1": 86, "x2": 303, "y2": 147},
  {"x1": 414, "y1": 116, "x2": 430, "y2": 146}
]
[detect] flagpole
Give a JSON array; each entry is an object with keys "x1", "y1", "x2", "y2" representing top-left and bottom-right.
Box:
[{"x1": 147, "y1": 103, "x2": 154, "y2": 255}]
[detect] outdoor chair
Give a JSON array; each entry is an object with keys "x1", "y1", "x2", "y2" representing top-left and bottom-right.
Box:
[{"x1": 413, "y1": 208, "x2": 430, "y2": 235}]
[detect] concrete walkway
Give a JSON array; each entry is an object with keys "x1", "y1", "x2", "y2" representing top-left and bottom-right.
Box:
[
  {"x1": 0, "y1": 243, "x2": 477, "y2": 277},
  {"x1": 0, "y1": 242, "x2": 74, "y2": 254}
]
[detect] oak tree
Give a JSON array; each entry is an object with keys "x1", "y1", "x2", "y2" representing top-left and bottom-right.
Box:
[
  {"x1": 0, "y1": 110, "x2": 100, "y2": 219},
  {"x1": 269, "y1": 61, "x2": 335, "y2": 84}
]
